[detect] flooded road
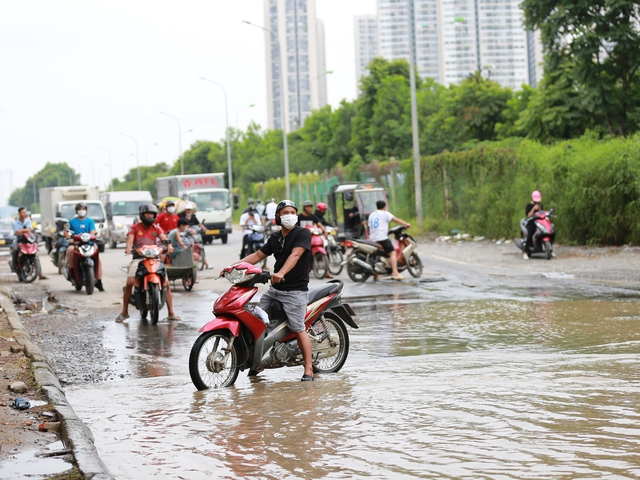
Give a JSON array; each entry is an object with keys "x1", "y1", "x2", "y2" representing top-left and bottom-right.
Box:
[{"x1": 66, "y1": 277, "x2": 640, "y2": 479}]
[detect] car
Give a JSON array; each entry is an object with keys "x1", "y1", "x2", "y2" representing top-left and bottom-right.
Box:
[{"x1": 0, "y1": 218, "x2": 16, "y2": 248}]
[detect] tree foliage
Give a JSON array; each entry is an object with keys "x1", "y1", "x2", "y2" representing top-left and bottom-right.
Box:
[{"x1": 9, "y1": 163, "x2": 78, "y2": 212}]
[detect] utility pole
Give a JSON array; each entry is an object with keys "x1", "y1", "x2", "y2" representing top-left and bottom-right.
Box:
[{"x1": 407, "y1": 0, "x2": 423, "y2": 226}]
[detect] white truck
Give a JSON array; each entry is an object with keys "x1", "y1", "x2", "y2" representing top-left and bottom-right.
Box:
[
  {"x1": 39, "y1": 186, "x2": 108, "y2": 252},
  {"x1": 100, "y1": 190, "x2": 153, "y2": 248},
  {"x1": 156, "y1": 173, "x2": 232, "y2": 244}
]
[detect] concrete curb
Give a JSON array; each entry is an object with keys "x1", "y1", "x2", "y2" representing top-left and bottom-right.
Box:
[{"x1": 0, "y1": 287, "x2": 114, "y2": 480}]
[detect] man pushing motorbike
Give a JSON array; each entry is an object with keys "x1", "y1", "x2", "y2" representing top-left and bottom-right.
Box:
[
  {"x1": 232, "y1": 199, "x2": 315, "y2": 382},
  {"x1": 367, "y1": 200, "x2": 411, "y2": 280},
  {"x1": 115, "y1": 204, "x2": 181, "y2": 323}
]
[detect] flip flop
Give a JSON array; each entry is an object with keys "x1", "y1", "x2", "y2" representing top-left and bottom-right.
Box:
[
  {"x1": 301, "y1": 374, "x2": 314, "y2": 382},
  {"x1": 115, "y1": 313, "x2": 129, "y2": 323},
  {"x1": 166, "y1": 314, "x2": 182, "y2": 321}
]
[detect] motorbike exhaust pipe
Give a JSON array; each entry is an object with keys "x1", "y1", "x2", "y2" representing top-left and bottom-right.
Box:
[{"x1": 350, "y1": 257, "x2": 374, "y2": 272}]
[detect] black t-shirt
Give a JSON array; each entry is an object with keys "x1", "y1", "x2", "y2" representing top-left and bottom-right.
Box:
[
  {"x1": 297, "y1": 213, "x2": 321, "y2": 229},
  {"x1": 179, "y1": 213, "x2": 200, "y2": 227},
  {"x1": 525, "y1": 202, "x2": 544, "y2": 217},
  {"x1": 313, "y1": 210, "x2": 331, "y2": 226},
  {"x1": 260, "y1": 226, "x2": 311, "y2": 291}
]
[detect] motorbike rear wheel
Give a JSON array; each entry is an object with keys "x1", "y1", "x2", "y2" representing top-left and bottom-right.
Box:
[
  {"x1": 346, "y1": 260, "x2": 371, "y2": 283},
  {"x1": 312, "y1": 253, "x2": 327, "y2": 279},
  {"x1": 189, "y1": 331, "x2": 240, "y2": 389},
  {"x1": 311, "y1": 312, "x2": 349, "y2": 374},
  {"x1": 407, "y1": 253, "x2": 423, "y2": 278},
  {"x1": 327, "y1": 248, "x2": 344, "y2": 275},
  {"x1": 198, "y1": 246, "x2": 206, "y2": 271},
  {"x1": 84, "y1": 265, "x2": 94, "y2": 295},
  {"x1": 20, "y1": 257, "x2": 39, "y2": 284},
  {"x1": 149, "y1": 283, "x2": 160, "y2": 325},
  {"x1": 182, "y1": 270, "x2": 194, "y2": 291},
  {"x1": 544, "y1": 240, "x2": 552, "y2": 260}
]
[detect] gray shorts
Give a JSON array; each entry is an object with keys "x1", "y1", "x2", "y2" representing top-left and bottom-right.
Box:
[{"x1": 260, "y1": 287, "x2": 308, "y2": 332}]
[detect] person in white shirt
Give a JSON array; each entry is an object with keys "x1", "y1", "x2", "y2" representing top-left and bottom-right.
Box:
[
  {"x1": 263, "y1": 198, "x2": 277, "y2": 226},
  {"x1": 239, "y1": 205, "x2": 262, "y2": 258},
  {"x1": 367, "y1": 200, "x2": 411, "y2": 280}
]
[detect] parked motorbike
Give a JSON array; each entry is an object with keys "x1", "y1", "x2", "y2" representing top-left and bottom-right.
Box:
[
  {"x1": 189, "y1": 262, "x2": 358, "y2": 389},
  {"x1": 309, "y1": 226, "x2": 329, "y2": 279},
  {"x1": 242, "y1": 224, "x2": 267, "y2": 268},
  {"x1": 514, "y1": 208, "x2": 556, "y2": 260},
  {"x1": 63, "y1": 233, "x2": 100, "y2": 294},
  {"x1": 9, "y1": 233, "x2": 41, "y2": 283},
  {"x1": 344, "y1": 225, "x2": 423, "y2": 282},
  {"x1": 49, "y1": 218, "x2": 71, "y2": 275},
  {"x1": 325, "y1": 226, "x2": 344, "y2": 275},
  {"x1": 127, "y1": 244, "x2": 168, "y2": 325}
]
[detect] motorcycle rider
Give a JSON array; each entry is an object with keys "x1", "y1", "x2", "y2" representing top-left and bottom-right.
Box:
[
  {"x1": 263, "y1": 197, "x2": 278, "y2": 228},
  {"x1": 64, "y1": 202, "x2": 104, "y2": 291},
  {"x1": 314, "y1": 202, "x2": 335, "y2": 228},
  {"x1": 234, "y1": 200, "x2": 315, "y2": 382},
  {"x1": 523, "y1": 190, "x2": 555, "y2": 260},
  {"x1": 178, "y1": 203, "x2": 210, "y2": 268},
  {"x1": 298, "y1": 200, "x2": 332, "y2": 278},
  {"x1": 115, "y1": 204, "x2": 181, "y2": 323},
  {"x1": 239, "y1": 205, "x2": 262, "y2": 259},
  {"x1": 367, "y1": 200, "x2": 411, "y2": 280},
  {"x1": 11, "y1": 206, "x2": 47, "y2": 280},
  {"x1": 243, "y1": 197, "x2": 256, "y2": 214}
]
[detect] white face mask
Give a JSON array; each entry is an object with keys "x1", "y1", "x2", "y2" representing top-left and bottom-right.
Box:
[
  {"x1": 280, "y1": 214, "x2": 297, "y2": 229},
  {"x1": 167, "y1": 207, "x2": 175, "y2": 213},
  {"x1": 77, "y1": 210, "x2": 87, "y2": 218}
]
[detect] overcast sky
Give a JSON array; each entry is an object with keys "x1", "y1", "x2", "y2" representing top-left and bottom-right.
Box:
[{"x1": 0, "y1": 0, "x2": 376, "y2": 205}]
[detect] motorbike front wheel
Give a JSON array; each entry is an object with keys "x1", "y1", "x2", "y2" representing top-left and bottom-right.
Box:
[
  {"x1": 346, "y1": 260, "x2": 371, "y2": 283},
  {"x1": 312, "y1": 253, "x2": 327, "y2": 279},
  {"x1": 310, "y1": 312, "x2": 350, "y2": 374},
  {"x1": 189, "y1": 331, "x2": 240, "y2": 389},
  {"x1": 149, "y1": 283, "x2": 160, "y2": 325},
  {"x1": 327, "y1": 248, "x2": 344, "y2": 275},
  {"x1": 20, "y1": 257, "x2": 39, "y2": 283},
  {"x1": 407, "y1": 253, "x2": 423, "y2": 278},
  {"x1": 84, "y1": 265, "x2": 94, "y2": 295},
  {"x1": 544, "y1": 240, "x2": 552, "y2": 260}
]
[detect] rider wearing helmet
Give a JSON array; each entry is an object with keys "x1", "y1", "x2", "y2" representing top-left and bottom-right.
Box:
[
  {"x1": 233, "y1": 199, "x2": 316, "y2": 381},
  {"x1": 65, "y1": 202, "x2": 104, "y2": 291},
  {"x1": 523, "y1": 190, "x2": 555, "y2": 260},
  {"x1": 116, "y1": 204, "x2": 180, "y2": 322},
  {"x1": 313, "y1": 202, "x2": 333, "y2": 228},
  {"x1": 243, "y1": 197, "x2": 256, "y2": 214}
]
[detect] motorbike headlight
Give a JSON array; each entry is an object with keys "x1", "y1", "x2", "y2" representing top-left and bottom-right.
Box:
[
  {"x1": 224, "y1": 267, "x2": 255, "y2": 284},
  {"x1": 537, "y1": 224, "x2": 549, "y2": 234},
  {"x1": 116, "y1": 223, "x2": 123, "y2": 229},
  {"x1": 81, "y1": 245, "x2": 94, "y2": 257},
  {"x1": 80, "y1": 233, "x2": 91, "y2": 243},
  {"x1": 140, "y1": 247, "x2": 158, "y2": 258}
]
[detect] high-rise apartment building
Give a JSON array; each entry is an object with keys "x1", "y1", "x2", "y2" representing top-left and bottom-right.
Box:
[
  {"x1": 264, "y1": 0, "x2": 328, "y2": 131},
  {"x1": 354, "y1": 15, "x2": 379, "y2": 88},
  {"x1": 370, "y1": 0, "x2": 542, "y2": 89}
]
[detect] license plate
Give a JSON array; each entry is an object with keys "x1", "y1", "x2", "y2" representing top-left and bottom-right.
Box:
[
  {"x1": 206, "y1": 229, "x2": 220, "y2": 235},
  {"x1": 0, "y1": 239, "x2": 5, "y2": 245}
]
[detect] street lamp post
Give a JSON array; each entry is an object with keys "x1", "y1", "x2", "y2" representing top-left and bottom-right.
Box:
[
  {"x1": 159, "y1": 112, "x2": 183, "y2": 175},
  {"x1": 96, "y1": 146, "x2": 114, "y2": 191},
  {"x1": 407, "y1": 0, "x2": 423, "y2": 227},
  {"x1": 236, "y1": 104, "x2": 255, "y2": 130},
  {"x1": 145, "y1": 142, "x2": 159, "y2": 166},
  {"x1": 120, "y1": 133, "x2": 141, "y2": 191},
  {"x1": 81, "y1": 155, "x2": 95, "y2": 186},
  {"x1": 199, "y1": 77, "x2": 234, "y2": 204},
  {"x1": 242, "y1": 20, "x2": 290, "y2": 198}
]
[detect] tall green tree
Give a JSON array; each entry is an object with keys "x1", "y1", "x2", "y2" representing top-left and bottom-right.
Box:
[
  {"x1": 9, "y1": 163, "x2": 78, "y2": 212},
  {"x1": 522, "y1": 0, "x2": 640, "y2": 136}
]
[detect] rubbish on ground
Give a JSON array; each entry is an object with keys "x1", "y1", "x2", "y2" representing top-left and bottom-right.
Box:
[{"x1": 11, "y1": 397, "x2": 31, "y2": 410}]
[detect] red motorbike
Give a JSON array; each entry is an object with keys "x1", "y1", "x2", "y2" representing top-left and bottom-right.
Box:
[
  {"x1": 10, "y1": 233, "x2": 41, "y2": 283},
  {"x1": 64, "y1": 233, "x2": 99, "y2": 295},
  {"x1": 128, "y1": 244, "x2": 168, "y2": 325},
  {"x1": 515, "y1": 208, "x2": 556, "y2": 260},
  {"x1": 309, "y1": 226, "x2": 328, "y2": 279},
  {"x1": 189, "y1": 262, "x2": 358, "y2": 389}
]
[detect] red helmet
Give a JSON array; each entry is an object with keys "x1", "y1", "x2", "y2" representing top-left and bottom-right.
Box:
[{"x1": 316, "y1": 202, "x2": 328, "y2": 213}]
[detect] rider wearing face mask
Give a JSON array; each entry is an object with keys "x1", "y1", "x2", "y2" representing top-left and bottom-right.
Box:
[
  {"x1": 233, "y1": 200, "x2": 315, "y2": 382},
  {"x1": 65, "y1": 202, "x2": 104, "y2": 291},
  {"x1": 155, "y1": 200, "x2": 179, "y2": 234}
]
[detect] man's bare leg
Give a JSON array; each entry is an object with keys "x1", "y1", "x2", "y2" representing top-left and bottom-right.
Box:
[{"x1": 296, "y1": 330, "x2": 314, "y2": 378}]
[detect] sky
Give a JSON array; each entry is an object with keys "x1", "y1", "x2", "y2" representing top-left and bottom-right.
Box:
[{"x1": 0, "y1": 0, "x2": 376, "y2": 206}]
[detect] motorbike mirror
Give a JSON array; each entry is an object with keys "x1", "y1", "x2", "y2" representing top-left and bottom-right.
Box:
[{"x1": 549, "y1": 207, "x2": 555, "y2": 213}]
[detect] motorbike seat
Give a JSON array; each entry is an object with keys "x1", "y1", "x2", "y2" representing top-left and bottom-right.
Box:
[
  {"x1": 308, "y1": 280, "x2": 342, "y2": 304},
  {"x1": 357, "y1": 239, "x2": 385, "y2": 250}
]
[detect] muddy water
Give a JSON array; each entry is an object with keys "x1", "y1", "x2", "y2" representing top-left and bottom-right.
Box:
[{"x1": 67, "y1": 294, "x2": 640, "y2": 479}]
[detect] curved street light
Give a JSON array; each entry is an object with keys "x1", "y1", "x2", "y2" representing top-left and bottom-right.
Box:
[
  {"x1": 159, "y1": 112, "x2": 183, "y2": 175},
  {"x1": 96, "y1": 146, "x2": 114, "y2": 191},
  {"x1": 236, "y1": 104, "x2": 255, "y2": 130},
  {"x1": 242, "y1": 19, "x2": 290, "y2": 198},
  {"x1": 199, "y1": 77, "x2": 233, "y2": 204}
]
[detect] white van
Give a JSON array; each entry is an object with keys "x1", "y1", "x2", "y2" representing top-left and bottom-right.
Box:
[{"x1": 100, "y1": 191, "x2": 153, "y2": 248}]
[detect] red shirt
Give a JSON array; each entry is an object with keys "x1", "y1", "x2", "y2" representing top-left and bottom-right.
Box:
[
  {"x1": 156, "y1": 212, "x2": 178, "y2": 234},
  {"x1": 128, "y1": 223, "x2": 165, "y2": 251}
]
